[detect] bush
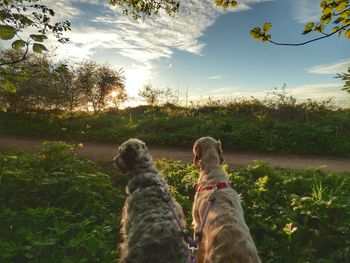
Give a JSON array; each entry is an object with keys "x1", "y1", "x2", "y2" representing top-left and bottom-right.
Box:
[
  {"x1": 0, "y1": 142, "x2": 124, "y2": 262},
  {"x1": 1, "y1": 143, "x2": 349, "y2": 262}
]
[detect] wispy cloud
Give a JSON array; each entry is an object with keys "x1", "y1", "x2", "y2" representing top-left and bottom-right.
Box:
[
  {"x1": 307, "y1": 59, "x2": 350, "y2": 75},
  {"x1": 292, "y1": 0, "x2": 321, "y2": 23},
  {"x1": 207, "y1": 74, "x2": 223, "y2": 80},
  {"x1": 48, "y1": 0, "x2": 273, "y2": 63}
]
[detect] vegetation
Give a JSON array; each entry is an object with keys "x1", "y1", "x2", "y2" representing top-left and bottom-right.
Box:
[
  {"x1": 0, "y1": 0, "x2": 71, "y2": 65},
  {"x1": 1, "y1": 91, "x2": 349, "y2": 156},
  {"x1": 252, "y1": 0, "x2": 350, "y2": 46},
  {"x1": 337, "y1": 67, "x2": 350, "y2": 94},
  {"x1": 0, "y1": 50, "x2": 127, "y2": 113},
  {"x1": 1, "y1": 142, "x2": 349, "y2": 262}
]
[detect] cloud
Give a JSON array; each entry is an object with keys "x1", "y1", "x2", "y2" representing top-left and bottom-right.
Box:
[
  {"x1": 292, "y1": 0, "x2": 321, "y2": 23},
  {"x1": 207, "y1": 74, "x2": 223, "y2": 80},
  {"x1": 48, "y1": 0, "x2": 273, "y2": 63},
  {"x1": 307, "y1": 59, "x2": 350, "y2": 75},
  {"x1": 289, "y1": 83, "x2": 345, "y2": 99}
]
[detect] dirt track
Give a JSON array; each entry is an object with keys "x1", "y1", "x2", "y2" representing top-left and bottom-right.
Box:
[{"x1": 0, "y1": 134, "x2": 349, "y2": 173}]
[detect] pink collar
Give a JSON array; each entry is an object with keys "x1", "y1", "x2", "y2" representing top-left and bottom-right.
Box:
[{"x1": 195, "y1": 182, "x2": 231, "y2": 192}]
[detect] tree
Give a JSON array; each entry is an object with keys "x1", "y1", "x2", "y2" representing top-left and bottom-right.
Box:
[
  {"x1": 108, "y1": 0, "x2": 180, "y2": 20},
  {"x1": 74, "y1": 61, "x2": 126, "y2": 112},
  {"x1": 0, "y1": 49, "x2": 74, "y2": 112},
  {"x1": 0, "y1": 0, "x2": 71, "y2": 66},
  {"x1": 138, "y1": 84, "x2": 175, "y2": 106},
  {"x1": 336, "y1": 67, "x2": 350, "y2": 94}
]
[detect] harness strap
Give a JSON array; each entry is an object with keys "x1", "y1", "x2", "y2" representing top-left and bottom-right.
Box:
[{"x1": 195, "y1": 182, "x2": 231, "y2": 192}]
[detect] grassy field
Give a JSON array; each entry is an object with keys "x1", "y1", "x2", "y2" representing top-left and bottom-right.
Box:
[
  {"x1": 1, "y1": 99, "x2": 350, "y2": 156},
  {"x1": 1, "y1": 142, "x2": 349, "y2": 262}
]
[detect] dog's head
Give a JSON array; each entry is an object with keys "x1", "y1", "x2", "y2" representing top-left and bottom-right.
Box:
[
  {"x1": 193, "y1": 137, "x2": 224, "y2": 167},
  {"x1": 114, "y1": 138, "x2": 151, "y2": 173}
]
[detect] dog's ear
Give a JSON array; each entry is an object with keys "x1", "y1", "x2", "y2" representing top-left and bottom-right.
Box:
[
  {"x1": 122, "y1": 145, "x2": 137, "y2": 166},
  {"x1": 115, "y1": 145, "x2": 137, "y2": 172},
  {"x1": 193, "y1": 144, "x2": 201, "y2": 166},
  {"x1": 217, "y1": 139, "x2": 225, "y2": 165}
]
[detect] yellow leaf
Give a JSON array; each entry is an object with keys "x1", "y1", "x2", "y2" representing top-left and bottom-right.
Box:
[
  {"x1": 322, "y1": 7, "x2": 332, "y2": 15},
  {"x1": 345, "y1": 29, "x2": 350, "y2": 39},
  {"x1": 336, "y1": 1, "x2": 347, "y2": 11},
  {"x1": 263, "y1": 22, "x2": 272, "y2": 32}
]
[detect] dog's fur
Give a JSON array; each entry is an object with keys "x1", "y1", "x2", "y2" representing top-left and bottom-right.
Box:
[
  {"x1": 192, "y1": 137, "x2": 261, "y2": 263},
  {"x1": 114, "y1": 138, "x2": 189, "y2": 263}
]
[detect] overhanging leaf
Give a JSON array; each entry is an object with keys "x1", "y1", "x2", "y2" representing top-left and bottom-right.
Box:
[
  {"x1": 32, "y1": 43, "x2": 48, "y2": 53},
  {"x1": 345, "y1": 29, "x2": 350, "y2": 39},
  {"x1": 11, "y1": 39, "x2": 26, "y2": 50},
  {"x1": 0, "y1": 25, "x2": 16, "y2": 40},
  {"x1": 263, "y1": 22, "x2": 272, "y2": 32},
  {"x1": 30, "y1": 34, "x2": 48, "y2": 42}
]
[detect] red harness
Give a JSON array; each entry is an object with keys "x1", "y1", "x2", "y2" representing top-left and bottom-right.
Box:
[{"x1": 195, "y1": 182, "x2": 231, "y2": 192}]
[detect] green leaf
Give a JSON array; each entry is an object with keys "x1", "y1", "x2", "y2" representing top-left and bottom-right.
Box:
[
  {"x1": 345, "y1": 29, "x2": 350, "y2": 39},
  {"x1": 32, "y1": 43, "x2": 48, "y2": 53},
  {"x1": 263, "y1": 22, "x2": 272, "y2": 32},
  {"x1": 320, "y1": 0, "x2": 327, "y2": 8},
  {"x1": 230, "y1": 1, "x2": 238, "y2": 8},
  {"x1": 11, "y1": 39, "x2": 26, "y2": 50},
  {"x1": 1, "y1": 79, "x2": 16, "y2": 93},
  {"x1": 1, "y1": 105, "x2": 7, "y2": 112},
  {"x1": 215, "y1": 0, "x2": 223, "y2": 6},
  {"x1": 0, "y1": 25, "x2": 16, "y2": 40},
  {"x1": 30, "y1": 34, "x2": 48, "y2": 42}
]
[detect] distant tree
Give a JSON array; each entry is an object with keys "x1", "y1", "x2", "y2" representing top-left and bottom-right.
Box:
[
  {"x1": 0, "y1": 0, "x2": 71, "y2": 66},
  {"x1": 74, "y1": 61, "x2": 126, "y2": 112},
  {"x1": 0, "y1": 49, "x2": 73, "y2": 111},
  {"x1": 138, "y1": 84, "x2": 175, "y2": 106},
  {"x1": 336, "y1": 67, "x2": 350, "y2": 94}
]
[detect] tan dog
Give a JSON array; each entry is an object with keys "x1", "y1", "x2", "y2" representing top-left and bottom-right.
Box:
[
  {"x1": 192, "y1": 137, "x2": 261, "y2": 263},
  {"x1": 114, "y1": 138, "x2": 189, "y2": 263}
]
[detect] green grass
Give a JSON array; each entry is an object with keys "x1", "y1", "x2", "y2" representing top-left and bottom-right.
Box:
[
  {"x1": 1, "y1": 142, "x2": 349, "y2": 262},
  {"x1": 1, "y1": 101, "x2": 350, "y2": 156}
]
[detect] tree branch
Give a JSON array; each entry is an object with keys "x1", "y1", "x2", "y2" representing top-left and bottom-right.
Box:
[{"x1": 266, "y1": 24, "x2": 349, "y2": 46}]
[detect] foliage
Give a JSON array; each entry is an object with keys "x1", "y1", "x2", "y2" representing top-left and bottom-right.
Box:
[
  {"x1": 109, "y1": 0, "x2": 180, "y2": 20},
  {"x1": 138, "y1": 84, "x2": 177, "y2": 107},
  {"x1": 336, "y1": 67, "x2": 350, "y2": 94},
  {"x1": 1, "y1": 144, "x2": 349, "y2": 262},
  {"x1": 156, "y1": 160, "x2": 350, "y2": 262},
  {"x1": 0, "y1": 0, "x2": 71, "y2": 65},
  {"x1": 251, "y1": 0, "x2": 350, "y2": 45},
  {"x1": 0, "y1": 50, "x2": 127, "y2": 112},
  {"x1": 1, "y1": 93, "x2": 349, "y2": 156},
  {"x1": 74, "y1": 60, "x2": 127, "y2": 112},
  {"x1": 0, "y1": 142, "x2": 124, "y2": 262}
]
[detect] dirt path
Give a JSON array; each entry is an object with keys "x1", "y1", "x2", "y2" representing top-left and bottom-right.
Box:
[{"x1": 0, "y1": 134, "x2": 349, "y2": 173}]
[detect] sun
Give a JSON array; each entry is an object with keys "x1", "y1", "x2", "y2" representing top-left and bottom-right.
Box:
[{"x1": 124, "y1": 66, "x2": 152, "y2": 99}]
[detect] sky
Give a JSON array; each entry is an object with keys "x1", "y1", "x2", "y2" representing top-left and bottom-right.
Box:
[{"x1": 20, "y1": 0, "x2": 350, "y2": 106}]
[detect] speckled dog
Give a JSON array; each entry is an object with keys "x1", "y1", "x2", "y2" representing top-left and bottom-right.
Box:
[
  {"x1": 114, "y1": 138, "x2": 189, "y2": 263},
  {"x1": 192, "y1": 137, "x2": 261, "y2": 263}
]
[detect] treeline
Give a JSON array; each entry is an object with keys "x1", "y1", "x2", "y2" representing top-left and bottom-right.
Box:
[{"x1": 0, "y1": 49, "x2": 127, "y2": 113}]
